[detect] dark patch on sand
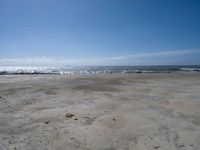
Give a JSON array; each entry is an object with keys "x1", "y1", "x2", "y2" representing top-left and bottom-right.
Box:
[
  {"x1": 34, "y1": 88, "x2": 57, "y2": 95},
  {"x1": 69, "y1": 77, "x2": 123, "y2": 92},
  {"x1": 0, "y1": 124, "x2": 38, "y2": 135},
  {"x1": 0, "y1": 87, "x2": 31, "y2": 96},
  {"x1": 0, "y1": 98, "x2": 38, "y2": 113},
  {"x1": 177, "y1": 112, "x2": 200, "y2": 126},
  {"x1": 72, "y1": 84, "x2": 119, "y2": 92},
  {"x1": 148, "y1": 105, "x2": 175, "y2": 117},
  {"x1": 99, "y1": 147, "x2": 116, "y2": 150},
  {"x1": 82, "y1": 116, "x2": 96, "y2": 125}
]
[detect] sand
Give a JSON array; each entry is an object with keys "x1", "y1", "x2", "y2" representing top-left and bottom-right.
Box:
[{"x1": 0, "y1": 73, "x2": 200, "y2": 150}]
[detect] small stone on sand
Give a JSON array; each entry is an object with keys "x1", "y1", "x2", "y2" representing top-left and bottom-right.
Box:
[
  {"x1": 153, "y1": 146, "x2": 161, "y2": 149},
  {"x1": 65, "y1": 113, "x2": 74, "y2": 118},
  {"x1": 44, "y1": 121, "x2": 50, "y2": 124}
]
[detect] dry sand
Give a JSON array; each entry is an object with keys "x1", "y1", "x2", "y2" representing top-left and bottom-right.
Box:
[{"x1": 0, "y1": 73, "x2": 200, "y2": 150}]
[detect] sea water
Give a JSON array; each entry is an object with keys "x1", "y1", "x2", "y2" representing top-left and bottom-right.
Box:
[{"x1": 0, "y1": 66, "x2": 200, "y2": 75}]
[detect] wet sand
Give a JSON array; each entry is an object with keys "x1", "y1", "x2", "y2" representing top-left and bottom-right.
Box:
[{"x1": 0, "y1": 73, "x2": 200, "y2": 150}]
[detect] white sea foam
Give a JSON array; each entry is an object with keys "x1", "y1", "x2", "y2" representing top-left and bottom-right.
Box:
[
  {"x1": 0, "y1": 66, "x2": 54, "y2": 74},
  {"x1": 180, "y1": 68, "x2": 200, "y2": 71}
]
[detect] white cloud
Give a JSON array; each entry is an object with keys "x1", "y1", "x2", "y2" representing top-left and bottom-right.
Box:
[
  {"x1": 108, "y1": 48, "x2": 200, "y2": 60},
  {"x1": 0, "y1": 48, "x2": 199, "y2": 66}
]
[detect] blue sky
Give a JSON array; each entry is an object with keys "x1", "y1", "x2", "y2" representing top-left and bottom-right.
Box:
[{"x1": 0, "y1": 0, "x2": 200, "y2": 66}]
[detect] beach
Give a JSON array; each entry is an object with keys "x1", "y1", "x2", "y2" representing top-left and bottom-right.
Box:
[{"x1": 0, "y1": 73, "x2": 200, "y2": 150}]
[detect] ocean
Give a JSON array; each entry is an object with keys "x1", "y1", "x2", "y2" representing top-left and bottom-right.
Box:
[{"x1": 0, "y1": 66, "x2": 200, "y2": 75}]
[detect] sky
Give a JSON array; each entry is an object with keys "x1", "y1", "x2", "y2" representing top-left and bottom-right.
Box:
[{"x1": 0, "y1": 0, "x2": 200, "y2": 66}]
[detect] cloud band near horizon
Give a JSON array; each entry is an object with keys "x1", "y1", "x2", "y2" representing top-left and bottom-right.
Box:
[{"x1": 0, "y1": 48, "x2": 200, "y2": 66}]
